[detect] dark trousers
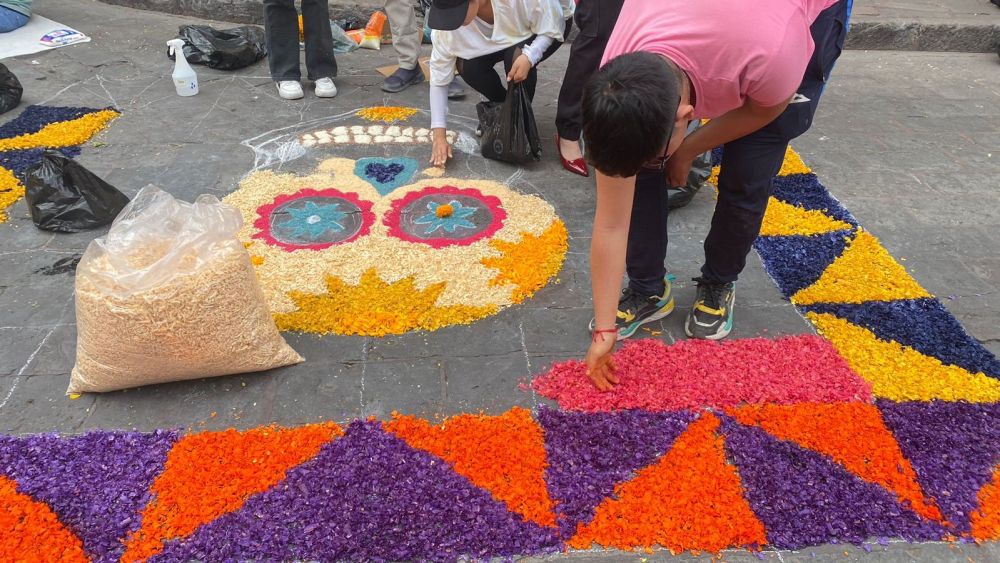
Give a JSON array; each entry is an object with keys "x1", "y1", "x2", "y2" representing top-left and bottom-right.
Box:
[
  {"x1": 555, "y1": 0, "x2": 625, "y2": 141},
  {"x1": 627, "y1": 0, "x2": 851, "y2": 295},
  {"x1": 458, "y1": 19, "x2": 571, "y2": 103},
  {"x1": 263, "y1": 0, "x2": 337, "y2": 81}
]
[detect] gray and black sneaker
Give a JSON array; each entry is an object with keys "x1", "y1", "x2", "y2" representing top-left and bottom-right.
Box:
[
  {"x1": 684, "y1": 277, "x2": 735, "y2": 340},
  {"x1": 589, "y1": 276, "x2": 675, "y2": 340}
]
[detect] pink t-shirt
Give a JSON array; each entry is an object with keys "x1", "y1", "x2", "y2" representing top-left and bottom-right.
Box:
[{"x1": 601, "y1": 0, "x2": 839, "y2": 118}]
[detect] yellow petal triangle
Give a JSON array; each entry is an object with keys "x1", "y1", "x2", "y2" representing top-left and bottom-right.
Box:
[
  {"x1": 779, "y1": 146, "x2": 812, "y2": 176},
  {"x1": 792, "y1": 230, "x2": 931, "y2": 305},
  {"x1": 807, "y1": 312, "x2": 1000, "y2": 402},
  {"x1": 759, "y1": 197, "x2": 854, "y2": 237}
]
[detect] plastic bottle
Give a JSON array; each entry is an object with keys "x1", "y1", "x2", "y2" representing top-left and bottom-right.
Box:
[{"x1": 166, "y1": 39, "x2": 198, "y2": 97}]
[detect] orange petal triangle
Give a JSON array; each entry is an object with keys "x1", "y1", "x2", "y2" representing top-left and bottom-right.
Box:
[
  {"x1": 385, "y1": 407, "x2": 557, "y2": 528},
  {"x1": 730, "y1": 403, "x2": 944, "y2": 524},
  {"x1": 971, "y1": 467, "x2": 1000, "y2": 541},
  {"x1": 568, "y1": 413, "x2": 766, "y2": 553},
  {"x1": 0, "y1": 475, "x2": 88, "y2": 562},
  {"x1": 122, "y1": 423, "x2": 342, "y2": 562}
]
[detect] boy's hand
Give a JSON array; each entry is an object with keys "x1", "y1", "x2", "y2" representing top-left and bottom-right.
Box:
[
  {"x1": 666, "y1": 148, "x2": 695, "y2": 188},
  {"x1": 430, "y1": 128, "x2": 452, "y2": 168},
  {"x1": 585, "y1": 334, "x2": 619, "y2": 391},
  {"x1": 507, "y1": 54, "x2": 532, "y2": 84}
]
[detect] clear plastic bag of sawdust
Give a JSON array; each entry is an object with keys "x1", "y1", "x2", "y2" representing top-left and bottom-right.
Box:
[{"x1": 69, "y1": 185, "x2": 303, "y2": 394}]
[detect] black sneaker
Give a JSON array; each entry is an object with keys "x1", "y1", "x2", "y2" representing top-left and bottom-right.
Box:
[
  {"x1": 684, "y1": 277, "x2": 735, "y2": 340},
  {"x1": 382, "y1": 66, "x2": 424, "y2": 93},
  {"x1": 589, "y1": 276, "x2": 675, "y2": 340}
]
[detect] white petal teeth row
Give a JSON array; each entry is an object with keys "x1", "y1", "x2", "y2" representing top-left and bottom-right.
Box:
[{"x1": 300, "y1": 126, "x2": 456, "y2": 147}]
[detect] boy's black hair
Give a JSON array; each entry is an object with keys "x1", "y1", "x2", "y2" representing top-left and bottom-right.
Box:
[{"x1": 582, "y1": 52, "x2": 681, "y2": 178}]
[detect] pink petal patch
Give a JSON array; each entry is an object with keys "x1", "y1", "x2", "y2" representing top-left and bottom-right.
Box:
[{"x1": 531, "y1": 335, "x2": 871, "y2": 412}]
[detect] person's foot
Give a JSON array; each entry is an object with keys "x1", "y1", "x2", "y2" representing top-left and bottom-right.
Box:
[
  {"x1": 558, "y1": 136, "x2": 583, "y2": 161},
  {"x1": 448, "y1": 77, "x2": 467, "y2": 99},
  {"x1": 684, "y1": 277, "x2": 735, "y2": 340},
  {"x1": 556, "y1": 135, "x2": 588, "y2": 177},
  {"x1": 667, "y1": 183, "x2": 702, "y2": 209},
  {"x1": 314, "y1": 77, "x2": 338, "y2": 98},
  {"x1": 382, "y1": 66, "x2": 424, "y2": 93},
  {"x1": 276, "y1": 80, "x2": 304, "y2": 100},
  {"x1": 588, "y1": 276, "x2": 675, "y2": 340}
]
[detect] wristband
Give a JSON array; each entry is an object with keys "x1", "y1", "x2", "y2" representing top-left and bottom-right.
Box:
[{"x1": 591, "y1": 328, "x2": 618, "y2": 343}]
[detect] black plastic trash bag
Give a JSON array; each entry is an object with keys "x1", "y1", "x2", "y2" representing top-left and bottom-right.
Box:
[
  {"x1": 24, "y1": 151, "x2": 130, "y2": 233},
  {"x1": 0, "y1": 63, "x2": 23, "y2": 116},
  {"x1": 168, "y1": 25, "x2": 267, "y2": 71},
  {"x1": 477, "y1": 82, "x2": 541, "y2": 165}
]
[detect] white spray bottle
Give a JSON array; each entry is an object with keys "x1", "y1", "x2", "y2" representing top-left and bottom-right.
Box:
[{"x1": 166, "y1": 38, "x2": 198, "y2": 96}]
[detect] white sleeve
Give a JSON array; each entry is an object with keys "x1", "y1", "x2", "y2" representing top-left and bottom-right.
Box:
[
  {"x1": 430, "y1": 83, "x2": 449, "y2": 129},
  {"x1": 522, "y1": 36, "x2": 554, "y2": 66},
  {"x1": 429, "y1": 32, "x2": 458, "y2": 87}
]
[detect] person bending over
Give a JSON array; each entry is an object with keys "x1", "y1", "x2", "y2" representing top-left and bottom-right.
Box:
[
  {"x1": 426, "y1": 0, "x2": 572, "y2": 167},
  {"x1": 583, "y1": 0, "x2": 852, "y2": 390}
]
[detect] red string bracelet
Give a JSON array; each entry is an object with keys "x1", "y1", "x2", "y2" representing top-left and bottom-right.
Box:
[{"x1": 592, "y1": 328, "x2": 618, "y2": 342}]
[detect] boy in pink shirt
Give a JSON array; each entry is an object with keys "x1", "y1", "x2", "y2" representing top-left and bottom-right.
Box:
[{"x1": 583, "y1": 0, "x2": 852, "y2": 389}]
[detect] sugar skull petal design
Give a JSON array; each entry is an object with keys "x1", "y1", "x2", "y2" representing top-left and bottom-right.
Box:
[{"x1": 226, "y1": 158, "x2": 567, "y2": 336}]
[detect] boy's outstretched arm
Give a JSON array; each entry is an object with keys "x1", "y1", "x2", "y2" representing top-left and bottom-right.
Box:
[{"x1": 586, "y1": 170, "x2": 636, "y2": 391}]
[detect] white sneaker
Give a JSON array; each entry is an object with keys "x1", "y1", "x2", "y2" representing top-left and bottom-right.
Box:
[
  {"x1": 276, "y1": 80, "x2": 304, "y2": 100},
  {"x1": 314, "y1": 77, "x2": 338, "y2": 98}
]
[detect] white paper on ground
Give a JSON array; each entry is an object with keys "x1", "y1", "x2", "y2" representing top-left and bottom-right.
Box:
[{"x1": 0, "y1": 16, "x2": 91, "y2": 60}]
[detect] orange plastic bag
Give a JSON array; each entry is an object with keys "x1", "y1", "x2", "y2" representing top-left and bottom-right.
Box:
[{"x1": 358, "y1": 11, "x2": 386, "y2": 50}]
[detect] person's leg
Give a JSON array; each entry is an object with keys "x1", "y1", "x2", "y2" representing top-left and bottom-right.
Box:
[
  {"x1": 384, "y1": 0, "x2": 421, "y2": 70},
  {"x1": 687, "y1": 0, "x2": 850, "y2": 339},
  {"x1": 301, "y1": 0, "x2": 338, "y2": 80},
  {"x1": 0, "y1": 6, "x2": 30, "y2": 33},
  {"x1": 457, "y1": 48, "x2": 509, "y2": 103},
  {"x1": 627, "y1": 167, "x2": 670, "y2": 296},
  {"x1": 263, "y1": 0, "x2": 301, "y2": 81},
  {"x1": 556, "y1": 0, "x2": 625, "y2": 169},
  {"x1": 382, "y1": 0, "x2": 424, "y2": 92}
]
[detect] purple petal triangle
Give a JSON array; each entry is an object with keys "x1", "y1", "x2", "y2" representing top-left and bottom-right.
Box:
[
  {"x1": 0, "y1": 430, "x2": 178, "y2": 562},
  {"x1": 720, "y1": 417, "x2": 945, "y2": 549},
  {"x1": 537, "y1": 406, "x2": 695, "y2": 537},
  {"x1": 877, "y1": 400, "x2": 1000, "y2": 532},
  {"x1": 154, "y1": 420, "x2": 559, "y2": 562}
]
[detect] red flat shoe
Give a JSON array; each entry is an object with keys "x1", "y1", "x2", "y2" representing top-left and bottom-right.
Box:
[{"x1": 556, "y1": 135, "x2": 589, "y2": 177}]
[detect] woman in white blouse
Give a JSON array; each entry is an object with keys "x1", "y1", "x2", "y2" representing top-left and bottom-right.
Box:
[{"x1": 426, "y1": 0, "x2": 573, "y2": 167}]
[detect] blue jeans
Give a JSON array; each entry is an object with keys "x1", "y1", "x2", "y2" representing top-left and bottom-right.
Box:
[{"x1": 0, "y1": 6, "x2": 29, "y2": 33}]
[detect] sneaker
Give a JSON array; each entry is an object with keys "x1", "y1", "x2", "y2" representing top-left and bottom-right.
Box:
[
  {"x1": 276, "y1": 80, "x2": 304, "y2": 100},
  {"x1": 448, "y1": 77, "x2": 467, "y2": 99},
  {"x1": 382, "y1": 66, "x2": 424, "y2": 93},
  {"x1": 588, "y1": 276, "x2": 675, "y2": 340},
  {"x1": 314, "y1": 77, "x2": 338, "y2": 98},
  {"x1": 684, "y1": 277, "x2": 735, "y2": 340}
]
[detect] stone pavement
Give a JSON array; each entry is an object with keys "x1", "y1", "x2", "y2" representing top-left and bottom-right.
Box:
[
  {"x1": 0, "y1": 0, "x2": 998, "y2": 561},
  {"x1": 93, "y1": 0, "x2": 1000, "y2": 52}
]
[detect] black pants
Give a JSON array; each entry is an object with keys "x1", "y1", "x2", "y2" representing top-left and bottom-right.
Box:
[
  {"x1": 263, "y1": 0, "x2": 337, "y2": 81},
  {"x1": 458, "y1": 19, "x2": 571, "y2": 103},
  {"x1": 555, "y1": 0, "x2": 625, "y2": 141},
  {"x1": 627, "y1": 0, "x2": 850, "y2": 295}
]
